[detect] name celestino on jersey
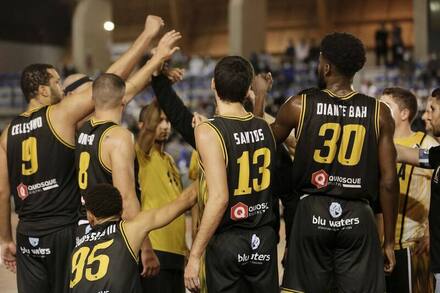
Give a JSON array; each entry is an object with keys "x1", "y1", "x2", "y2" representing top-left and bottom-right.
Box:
[
  {"x1": 316, "y1": 103, "x2": 368, "y2": 118},
  {"x1": 11, "y1": 117, "x2": 43, "y2": 135},
  {"x1": 233, "y1": 129, "x2": 265, "y2": 145}
]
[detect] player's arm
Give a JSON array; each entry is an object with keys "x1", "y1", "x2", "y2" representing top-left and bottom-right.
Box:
[
  {"x1": 0, "y1": 126, "x2": 16, "y2": 273},
  {"x1": 395, "y1": 145, "x2": 420, "y2": 166},
  {"x1": 107, "y1": 128, "x2": 140, "y2": 220},
  {"x1": 122, "y1": 30, "x2": 182, "y2": 104},
  {"x1": 378, "y1": 102, "x2": 399, "y2": 274},
  {"x1": 107, "y1": 15, "x2": 164, "y2": 79},
  {"x1": 122, "y1": 182, "x2": 197, "y2": 254},
  {"x1": 270, "y1": 96, "x2": 302, "y2": 143},
  {"x1": 185, "y1": 123, "x2": 229, "y2": 291},
  {"x1": 151, "y1": 73, "x2": 196, "y2": 148},
  {"x1": 49, "y1": 17, "x2": 166, "y2": 139}
]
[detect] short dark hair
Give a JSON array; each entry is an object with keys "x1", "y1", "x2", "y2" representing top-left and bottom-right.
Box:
[
  {"x1": 92, "y1": 73, "x2": 125, "y2": 108},
  {"x1": 383, "y1": 87, "x2": 418, "y2": 122},
  {"x1": 84, "y1": 184, "x2": 122, "y2": 218},
  {"x1": 320, "y1": 32, "x2": 366, "y2": 77},
  {"x1": 214, "y1": 56, "x2": 254, "y2": 103},
  {"x1": 21, "y1": 64, "x2": 55, "y2": 102}
]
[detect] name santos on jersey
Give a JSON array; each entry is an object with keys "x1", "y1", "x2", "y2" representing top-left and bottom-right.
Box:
[{"x1": 233, "y1": 129, "x2": 265, "y2": 145}]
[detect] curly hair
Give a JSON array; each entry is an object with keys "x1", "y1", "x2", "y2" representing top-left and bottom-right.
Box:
[
  {"x1": 320, "y1": 32, "x2": 366, "y2": 77},
  {"x1": 84, "y1": 184, "x2": 123, "y2": 219},
  {"x1": 20, "y1": 64, "x2": 55, "y2": 102},
  {"x1": 214, "y1": 56, "x2": 254, "y2": 103}
]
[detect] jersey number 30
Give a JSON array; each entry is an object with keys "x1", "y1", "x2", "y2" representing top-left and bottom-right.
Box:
[
  {"x1": 313, "y1": 123, "x2": 366, "y2": 166},
  {"x1": 70, "y1": 239, "x2": 114, "y2": 288}
]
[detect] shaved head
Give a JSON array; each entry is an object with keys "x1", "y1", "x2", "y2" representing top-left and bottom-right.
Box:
[
  {"x1": 63, "y1": 73, "x2": 92, "y2": 95},
  {"x1": 92, "y1": 73, "x2": 125, "y2": 109}
]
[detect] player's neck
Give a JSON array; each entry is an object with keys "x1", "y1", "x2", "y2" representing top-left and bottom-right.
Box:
[
  {"x1": 325, "y1": 78, "x2": 354, "y2": 96},
  {"x1": 216, "y1": 100, "x2": 248, "y2": 117},
  {"x1": 27, "y1": 96, "x2": 49, "y2": 111},
  {"x1": 153, "y1": 141, "x2": 164, "y2": 153},
  {"x1": 93, "y1": 215, "x2": 120, "y2": 226},
  {"x1": 94, "y1": 108, "x2": 122, "y2": 125},
  {"x1": 394, "y1": 122, "x2": 413, "y2": 139}
]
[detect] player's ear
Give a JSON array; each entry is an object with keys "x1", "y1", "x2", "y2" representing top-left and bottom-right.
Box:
[
  {"x1": 401, "y1": 108, "x2": 410, "y2": 121},
  {"x1": 38, "y1": 84, "x2": 50, "y2": 97},
  {"x1": 211, "y1": 78, "x2": 215, "y2": 91},
  {"x1": 138, "y1": 122, "x2": 144, "y2": 130},
  {"x1": 324, "y1": 63, "x2": 331, "y2": 77}
]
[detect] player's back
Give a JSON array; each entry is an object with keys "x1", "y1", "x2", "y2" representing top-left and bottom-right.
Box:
[
  {"x1": 69, "y1": 220, "x2": 142, "y2": 293},
  {"x1": 202, "y1": 113, "x2": 276, "y2": 233},
  {"x1": 292, "y1": 88, "x2": 380, "y2": 202},
  {"x1": 7, "y1": 105, "x2": 79, "y2": 236},
  {"x1": 75, "y1": 119, "x2": 116, "y2": 193}
]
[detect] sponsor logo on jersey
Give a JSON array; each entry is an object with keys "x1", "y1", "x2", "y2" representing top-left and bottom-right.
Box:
[
  {"x1": 311, "y1": 170, "x2": 362, "y2": 189},
  {"x1": 24, "y1": 178, "x2": 59, "y2": 195},
  {"x1": 251, "y1": 234, "x2": 260, "y2": 250},
  {"x1": 311, "y1": 169, "x2": 328, "y2": 189},
  {"x1": 312, "y1": 212, "x2": 360, "y2": 231},
  {"x1": 29, "y1": 237, "x2": 39, "y2": 247},
  {"x1": 17, "y1": 183, "x2": 29, "y2": 200},
  {"x1": 329, "y1": 202, "x2": 342, "y2": 218},
  {"x1": 230, "y1": 202, "x2": 269, "y2": 221}
]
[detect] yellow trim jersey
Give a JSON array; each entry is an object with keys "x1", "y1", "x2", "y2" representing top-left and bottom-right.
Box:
[
  {"x1": 394, "y1": 132, "x2": 438, "y2": 249},
  {"x1": 136, "y1": 144, "x2": 186, "y2": 256}
]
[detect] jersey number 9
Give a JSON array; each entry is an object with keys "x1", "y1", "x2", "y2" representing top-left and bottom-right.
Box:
[{"x1": 22, "y1": 137, "x2": 38, "y2": 175}]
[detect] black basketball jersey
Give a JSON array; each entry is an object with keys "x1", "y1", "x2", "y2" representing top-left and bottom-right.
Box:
[
  {"x1": 292, "y1": 89, "x2": 380, "y2": 202},
  {"x1": 7, "y1": 106, "x2": 80, "y2": 236},
  {"x1": 201, "y1": 113, "x2": 276, "y2": 234},
  {"x1": 69, "y1": 220, "x2": 142, "y2": 293},
  {"x1": 75, "y1": 119, "x2": 141, "y2": 218}
]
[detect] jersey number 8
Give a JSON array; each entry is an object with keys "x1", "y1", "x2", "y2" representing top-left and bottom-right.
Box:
[{"x1": 78, "y1": 151, "x2": 91, "y2": 190}]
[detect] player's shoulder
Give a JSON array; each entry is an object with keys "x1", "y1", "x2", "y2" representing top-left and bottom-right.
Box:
[
  {"x1": 421, "y1": 134, "x2": 440, "y2": 148},
  {"x1": 105, "y1": 126, "x2": 134, "y2": 146}
]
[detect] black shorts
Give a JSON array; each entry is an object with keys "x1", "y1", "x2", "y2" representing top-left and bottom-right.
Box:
[
  {"x1": 16, "y1": 224, "x2": 76, "y2": 293},
  {"x1": 140, "y1": 250, "x2": 185, "y2": 293},
  {"x1": 386, "y1": 246, "x2": 434, "y2": 293},
  {"x1": 205, "y1": 225, "x2": 278, "y2": 293},
  {"x1": 281, "y1": 195, "x2": 384, "y2": 293}
]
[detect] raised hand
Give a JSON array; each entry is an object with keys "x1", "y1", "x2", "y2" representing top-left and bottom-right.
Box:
[
  {"x1": 154, "y1": 30, "x2": 182, "y2": 62},
  {"x1": 252, "y1": 72, "x2": 273, "y2": 95},
  {"x1": 164, "y1": 68, "x2": 185, "y2": 83},
  {"x1": 144, "y1": 15, "x2": 165, "y2": 38}
]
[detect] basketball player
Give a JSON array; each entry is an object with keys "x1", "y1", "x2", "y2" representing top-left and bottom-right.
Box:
[
  {"x1": 380, "y1": 87, "x2": 436, "y2": 293},
  {"x1": 0, "y1": 15, "x2": 167, "y2": 293},
  {"x1": 74, "y1": 30, "x2": 182, "y2": 279},
  {"x1": 253, "y1": 32, "x2": 398, "y2": 292},
  {"x1": 184, "y1": 56, "x2": 278, "y2": 292},
  {"x1": 69, "y1": 183, "x2": 197, "y2": 293},
  {"x1": 136, "y1": 102, "x2": 188, "y2": 292},
  {"x1": 395, "y1": 88, "x2": 440, "y2": 293},
  {"x1": 62, "y1": 74, "x2": 92, "y2": 96}
]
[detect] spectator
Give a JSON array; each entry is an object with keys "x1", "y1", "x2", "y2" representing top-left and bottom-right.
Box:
[
  {"x1": 295, "y1": 38, "x2": 310, "y2": 63},
  {"x1": 392, "y1": 22, "x2": 404, "y2": 66},
  {"x1": 375, "y1": 22, "x2": 389, "y2": 66}
]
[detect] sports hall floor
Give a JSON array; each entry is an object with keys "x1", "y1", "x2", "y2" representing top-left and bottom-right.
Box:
[{"x1": 0, "y1": 213, "x2": 287, "y2": 292}]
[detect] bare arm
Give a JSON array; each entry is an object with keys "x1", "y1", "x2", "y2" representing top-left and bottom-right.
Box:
[
  {"x1": 271, "y1": 96, "x2": 302, "y2": 143},
  {"x1": 122, "y1": 30, "x2": 182, "y2": 104},
  {"x1": 107, "y1": 16, "x2": 164, "y2": 79},
  {"x1": 0, "y1": 126, "x2": 12, "y2": 244},
  {"x1": 395, "y1": 145, "x2": 420, "y2": 166},
  {"x1": 123, "y1": 183, "x2": 197, "y2": 254},
  {"x1": 378, "y1": 102, "x2": 399, "y2": 273},
  {"x1": 106, "y1": 128, "x2": 140, "y2": 220},
  {"x1": 0, "y1": 126, "x2": 16, "y2": 273},
  {"x1": 50, "y1": 16, "x2": 166, "y2": 144}
]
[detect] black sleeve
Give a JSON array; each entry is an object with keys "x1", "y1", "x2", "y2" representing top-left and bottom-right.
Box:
[
  {"x1": 429, "y1": 146, "x2": 440, "y2": 168},
  {"x1": 152, "y1": 74, "x2": 196, "y2": 148}
]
